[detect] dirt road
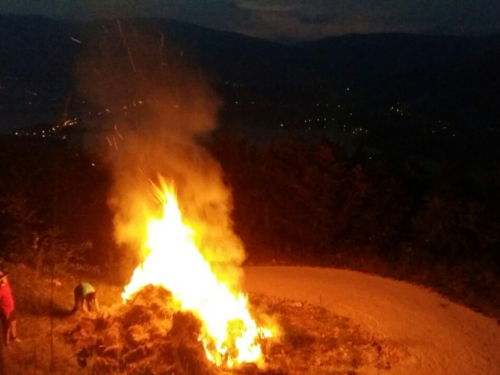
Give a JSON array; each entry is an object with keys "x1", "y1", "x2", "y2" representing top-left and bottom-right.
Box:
[{"x1": 243, "y1": 266, "x2": 500, "y2": 375}]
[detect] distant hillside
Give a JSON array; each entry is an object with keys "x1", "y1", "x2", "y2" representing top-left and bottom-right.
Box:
[
  {"x1": 1, "y1": 14, "x2": 500, "y2": 130},
  {"x1": 294, "y1": 33, "x2": 500, "y2": 126},
  {"x1": 0, "y1": 15, "x2": 78, "y2": 93}
]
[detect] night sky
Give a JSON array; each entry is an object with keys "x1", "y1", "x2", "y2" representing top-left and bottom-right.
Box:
[{"x1": 1, "y1": 0, "x2": 499, "y2": 42}]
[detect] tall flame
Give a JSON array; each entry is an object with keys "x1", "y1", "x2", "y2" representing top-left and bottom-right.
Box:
[{"x1": 122, "y1": 182, "x2": 271, "y2": 367}]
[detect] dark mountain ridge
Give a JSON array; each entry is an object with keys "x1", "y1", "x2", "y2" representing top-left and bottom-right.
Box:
[{"x1": 1, "y1": 14, "x2": 499, "y2": 135}]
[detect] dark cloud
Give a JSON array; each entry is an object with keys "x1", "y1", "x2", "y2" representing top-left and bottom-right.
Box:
[
  {"x1": 169, "y1": 0, "x2": 257, "y2": 35},
  {"x1": 297, "y1": 13, "x2": 339, "y2": 26},
  {"x1": 0, "y1": 0, "x2": 499, "y2": 41}
]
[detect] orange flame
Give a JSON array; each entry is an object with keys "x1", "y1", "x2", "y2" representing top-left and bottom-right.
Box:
[{"x1": 122, "y1": 181, "x2": 272, "y2": 367}]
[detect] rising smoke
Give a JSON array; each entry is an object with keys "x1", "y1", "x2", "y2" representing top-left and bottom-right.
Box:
[{"x1": 75, "y1": 21, "x2": 246, "y2": 289}]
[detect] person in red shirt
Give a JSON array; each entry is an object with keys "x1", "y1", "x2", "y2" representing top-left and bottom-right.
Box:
[{"x1": 0, "y1": 271, "x2": 19, "y2": 346}]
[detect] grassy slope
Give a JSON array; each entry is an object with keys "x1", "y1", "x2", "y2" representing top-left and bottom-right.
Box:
[{"x1": 1, "y1": 263, "x2": 122, "y2": 374}]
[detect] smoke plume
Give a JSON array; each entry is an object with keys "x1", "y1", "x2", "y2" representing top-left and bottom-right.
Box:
[{"x1": 76, "y1": 21, "x2": 245, "y2": 288}]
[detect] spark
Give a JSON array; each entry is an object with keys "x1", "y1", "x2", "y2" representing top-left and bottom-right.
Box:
[{"x1": 115, "y1": 124, "x2": 124, "y2": 139}]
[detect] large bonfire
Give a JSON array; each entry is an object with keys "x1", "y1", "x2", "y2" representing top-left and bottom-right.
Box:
[
  {"x1": 72, "y1": 26, "x2": 271, "y2": 372},
  {"x1": 121, "y1": 179, "x2": 273, "y2": 368}
]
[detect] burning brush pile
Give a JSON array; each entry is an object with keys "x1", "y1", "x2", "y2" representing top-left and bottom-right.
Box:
[
  {"x1": 67, "y1": 285, "x2": 253, "y2": 375},
  {"x1": 66, "y1": 286, "x2": 409, "y2": 375}
]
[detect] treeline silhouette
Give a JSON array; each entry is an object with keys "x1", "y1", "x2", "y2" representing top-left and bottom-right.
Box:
[
  {"x1": 0, "y1": 136, "x2": 114, "y2": 273},
  {"x1": 206, "y1": 129, "x2": 500, "y2": 319},
  {"x1": 0, "y1": 131, "x2": 499, "y2": 320}
]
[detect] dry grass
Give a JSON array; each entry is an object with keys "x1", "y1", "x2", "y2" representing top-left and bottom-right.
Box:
[
  {"x1": 1, "y1": 262, "x2": 122, "y2": 374},
  {"x1": 1, "y1": 263, "x2": 409, "y2": 374}
]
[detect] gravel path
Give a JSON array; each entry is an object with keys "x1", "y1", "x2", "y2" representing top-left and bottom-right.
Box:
[{"x1": 242, "y1": 266, "x2": 500, "y2": 375}]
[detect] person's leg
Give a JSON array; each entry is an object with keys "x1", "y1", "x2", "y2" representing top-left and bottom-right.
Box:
[
  {"x1": 0, "y1": 312, "x2": 8, "y2": 346},
  {"x1": 5, "y1": 311, "x2": 18, "y2": 343},
  {"x1": 87, "y1": 293, "x2": 97, "y2": 312},
  {"x1": 72, "y1": 289, "x2": 78, "y2": 313},
  {"x1": 8, "y1": 320, "x2": 16, "y2": 340},
  {"x1": 82, "y1": 297, "x2": 89, "y2": 313},
  {"x1": 72, "y1": 286, "x2": 84, "y2": 313}
]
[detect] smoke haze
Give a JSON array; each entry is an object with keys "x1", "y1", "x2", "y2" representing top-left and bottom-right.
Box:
[{"x1": 76, "y1": 21, "x2": 246, "y2": 289}]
